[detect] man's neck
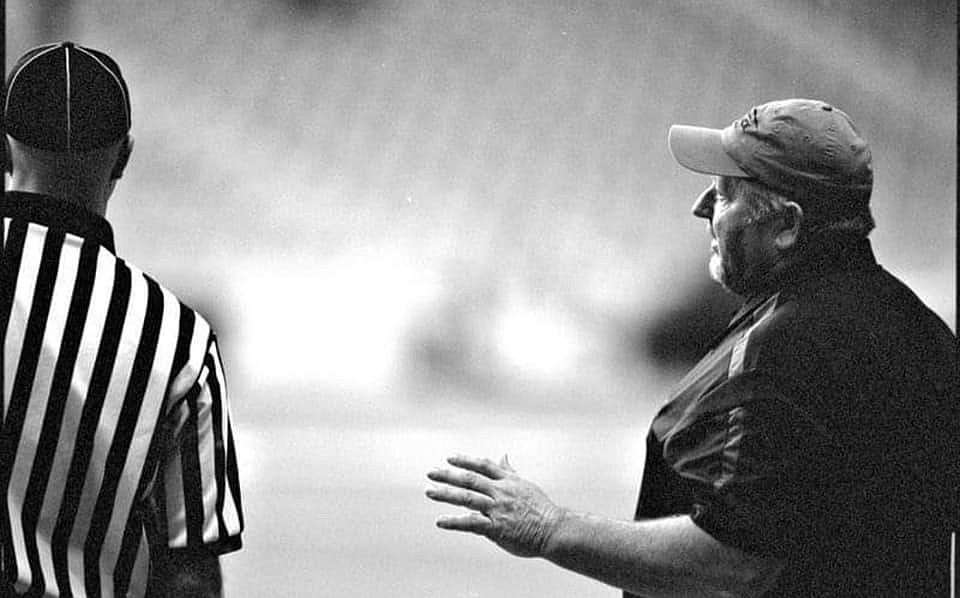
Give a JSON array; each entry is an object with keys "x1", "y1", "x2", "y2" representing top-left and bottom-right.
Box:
[
  {"x1": 744, "y1": 237, "x2": 875, "y2": 299},
  {"x1": 6, "y1": 177, "x2": 110, "y2": 217}
]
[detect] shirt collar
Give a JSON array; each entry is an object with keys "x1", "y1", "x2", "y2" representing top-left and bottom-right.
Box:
[{"x1": 1, "y1": 191, "x2": 116, "y2": 253}]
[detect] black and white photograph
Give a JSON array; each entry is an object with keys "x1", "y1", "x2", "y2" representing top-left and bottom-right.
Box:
[{"x1": 0, "y1": 1, "x2": 956, "y2": 596}]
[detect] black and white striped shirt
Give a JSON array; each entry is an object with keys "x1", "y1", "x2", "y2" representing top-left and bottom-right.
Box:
[{"x1": 0, "y1": 192, "x2": 243, "y2": 598}]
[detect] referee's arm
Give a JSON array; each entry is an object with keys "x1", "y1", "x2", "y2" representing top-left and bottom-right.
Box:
[
  {"x1": 147, "y1": 330, "x2": 244, "y2": 597},
  {"x1": 145, "y1": 548, "x2": 222, "y2": 598}
]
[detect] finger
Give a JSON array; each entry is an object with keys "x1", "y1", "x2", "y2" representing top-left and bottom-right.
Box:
[
  {"x1": 435, "y1": 511, "x2": 493, "y2": 534},
  {"x1": 446, "y1": 454, "x2": 508, "y2": 480},
  {"x1": 499, "y1": 453, "x2": 515, "y2": 473},
  {"x1": 424, "y1": 485, "x2": 495, "y2": 512},
  {"x1": 427, "y1": 466, "x2": 494, "y2": 495}
]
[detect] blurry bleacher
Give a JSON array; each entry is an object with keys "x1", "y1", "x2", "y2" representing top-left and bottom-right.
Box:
[{"x1": 7, "y1": 0, "x2": 956, "y2": 416}]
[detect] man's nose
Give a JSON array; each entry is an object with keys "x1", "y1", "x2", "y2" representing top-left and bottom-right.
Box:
[{"x1": 691, "y1": 186, "x2": 716, "y2": 219}]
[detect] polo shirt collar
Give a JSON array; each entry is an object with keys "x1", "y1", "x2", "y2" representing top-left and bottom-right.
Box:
[{"x1": 1, "y1": 191, "x2": 116, "y2": 253}]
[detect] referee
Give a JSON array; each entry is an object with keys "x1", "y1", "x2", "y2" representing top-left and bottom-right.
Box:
[{"x1": 0, "y1": 42, "x2": 244, "y2": 597}]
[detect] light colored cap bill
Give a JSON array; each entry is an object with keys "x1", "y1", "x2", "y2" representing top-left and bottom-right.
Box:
[{"x1": 667, "y1": 125, "x2": 749, "y2": 177}]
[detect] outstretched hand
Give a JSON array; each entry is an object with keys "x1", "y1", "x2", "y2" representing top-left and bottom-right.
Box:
[{"x1": 425, "y1": 454, "x2": 565, "y2": 558}]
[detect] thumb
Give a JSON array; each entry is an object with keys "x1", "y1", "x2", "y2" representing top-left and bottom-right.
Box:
[{"x1": 499, "y1": 453, "x2": 515, "y2": 473}]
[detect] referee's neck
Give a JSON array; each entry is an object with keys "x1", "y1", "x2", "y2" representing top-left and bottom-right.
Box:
[{"x1": 6, "y1": 177, "x2": 112, "y2": 218}]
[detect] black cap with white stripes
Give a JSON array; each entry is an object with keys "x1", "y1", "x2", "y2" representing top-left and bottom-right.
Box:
[{"x1": 3, "y1": 41, "x2": 131, "y2": 152}]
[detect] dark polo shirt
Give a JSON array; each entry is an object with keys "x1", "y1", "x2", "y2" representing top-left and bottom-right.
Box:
[{"x1": 628, "y1": 239, "x2": 959, "y2": 596}]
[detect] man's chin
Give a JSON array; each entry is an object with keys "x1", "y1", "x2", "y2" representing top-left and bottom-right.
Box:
[
  {"x1": 710, "y1": 258, "x2": 748, "y2": 297},
  {"x1": 713, "y1": 277, "x2": 747, "y2": 297}
]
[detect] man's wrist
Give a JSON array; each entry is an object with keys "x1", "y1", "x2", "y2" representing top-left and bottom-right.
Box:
[{"x1": 540, "y1": 506, "x2": 578, "y2": 560}]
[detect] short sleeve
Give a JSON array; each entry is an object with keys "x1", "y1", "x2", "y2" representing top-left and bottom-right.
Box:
[
  {"x1": 662, "y1": 369, "x2": 842, "y2": 558},
  {"x1": 153, "y1": 334, "x2": 244, "y2": 555}
]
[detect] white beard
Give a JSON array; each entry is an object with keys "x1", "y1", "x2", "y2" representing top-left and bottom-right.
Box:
[{"x1": 708, "y1": 251, "x2": 726, "y2": 286}]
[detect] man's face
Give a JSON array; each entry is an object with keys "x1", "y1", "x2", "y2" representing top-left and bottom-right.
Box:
[{"x1": 691, "y1": 177, "x2": 780, "y2": 296}]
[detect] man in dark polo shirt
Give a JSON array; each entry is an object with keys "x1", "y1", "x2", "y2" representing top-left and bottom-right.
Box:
[{"x1": 426, "y1": 99, "x2": 959, "y2": 596}]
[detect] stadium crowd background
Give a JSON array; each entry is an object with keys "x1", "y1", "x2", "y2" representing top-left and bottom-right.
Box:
[{"x1": 7, "y1": 1, "x2": 956, "y2": 595}]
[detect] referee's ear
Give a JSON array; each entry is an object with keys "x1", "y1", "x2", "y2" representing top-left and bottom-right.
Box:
[{"x1": 110, "y1": 135, "x2": 134, "y2": 180}]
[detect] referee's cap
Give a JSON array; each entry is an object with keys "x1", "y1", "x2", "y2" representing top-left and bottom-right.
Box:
[
  {"x1": 3, "y1": 41, "x2": 131, "y2": 153},
  {"x1": 668, "y1": 99, "x2": 873, "y2": 224}
]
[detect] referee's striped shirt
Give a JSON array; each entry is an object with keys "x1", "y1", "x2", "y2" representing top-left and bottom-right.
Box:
[{"x1": 1, "y1": 192, "x2": 244, "y2": 598}]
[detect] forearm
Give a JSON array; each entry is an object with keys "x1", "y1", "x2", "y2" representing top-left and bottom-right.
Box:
[
  {"x1": 542, "y1": 512, "x2": 781, "y2": 598},
  {"x1": 146, "y1": 550, "x2": 223, "y2": 598},
  {"x1": 426, "y1": 454, "x2": 782, "y2": 596}
]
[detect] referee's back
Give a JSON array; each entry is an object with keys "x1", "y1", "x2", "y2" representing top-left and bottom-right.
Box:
[{"x1": 1, "y1": 42, "x2": 244, "y2": 598}]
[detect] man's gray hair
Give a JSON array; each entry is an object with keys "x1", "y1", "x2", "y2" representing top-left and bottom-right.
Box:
[{"x1": 728, "y1": 177, "x2": 875, "y2": 241}]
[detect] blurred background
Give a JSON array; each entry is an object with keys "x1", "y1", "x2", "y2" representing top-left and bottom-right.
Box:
[{"x1": 6, "y1": 1, "x2": 956, "y2": 596}]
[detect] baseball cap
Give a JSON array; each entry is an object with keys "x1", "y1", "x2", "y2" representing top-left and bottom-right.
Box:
[
  {"x1": 4, "y1": 41, "x2": 131, "y2": 152},
  {"x1": 668, "y1": 99, "x2": 872, "y2": 223}
]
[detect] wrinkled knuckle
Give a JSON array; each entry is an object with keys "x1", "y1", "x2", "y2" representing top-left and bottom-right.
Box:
[{"x1": 463, "y1": 472, "x2": 479, "y2": 488}]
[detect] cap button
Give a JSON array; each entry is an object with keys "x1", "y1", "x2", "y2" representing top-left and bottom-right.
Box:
[{"x1": 61, "y1": 41, "x2": 75, "y2": 48}]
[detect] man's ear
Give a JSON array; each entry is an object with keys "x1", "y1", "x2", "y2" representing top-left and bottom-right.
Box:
[
  {"x1": 774, "y1": 201, "x2": 804, "y2": 250},
  {"x1": 110, "y1": 135, "x2": 133, "y2": 180}
]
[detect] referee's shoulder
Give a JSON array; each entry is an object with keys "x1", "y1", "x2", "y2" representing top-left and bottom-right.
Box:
[
  {"x1": 113, "y1": 253, "x2": 224, "y2": 387},
  {"x1": 121, "y1": 254, "x2": 215, "y2": 327}
]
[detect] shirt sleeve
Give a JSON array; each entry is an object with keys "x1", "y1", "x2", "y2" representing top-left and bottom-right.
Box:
[
  {"x1": 155, "y1": 333, "x2": 244, "y2": 555},
  {"x1": 662, "y1": 369, "x2": 843, "y2": 558}
]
